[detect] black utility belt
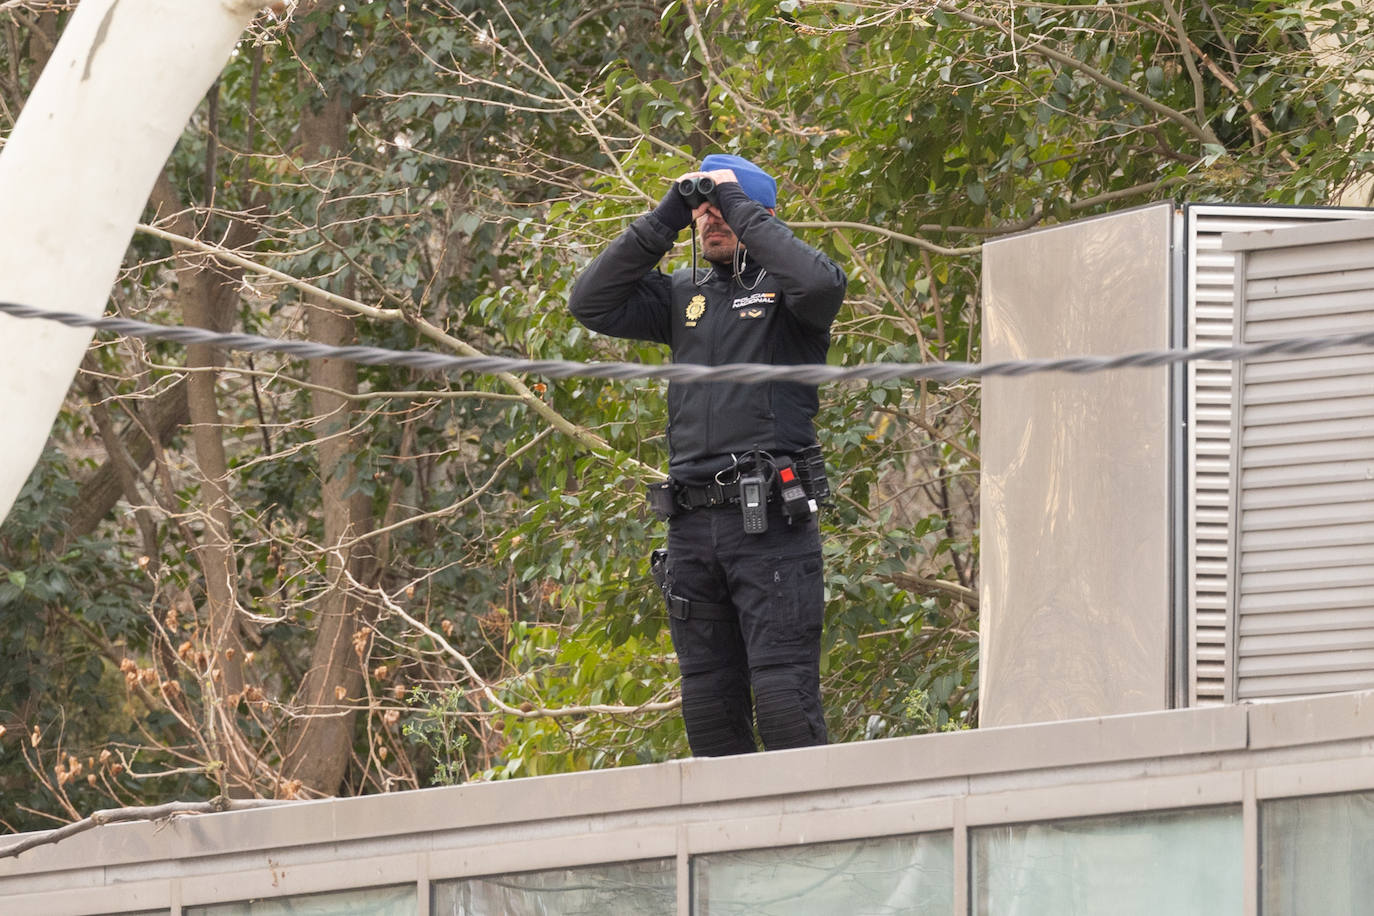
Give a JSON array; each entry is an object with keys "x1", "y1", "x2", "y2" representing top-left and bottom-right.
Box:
[
  {"x1": 645, "y1": 447, "x2": 831, "y2": 534},
  {"x1": 675, "y1": 480, "x2": 741, "y2": 509}
]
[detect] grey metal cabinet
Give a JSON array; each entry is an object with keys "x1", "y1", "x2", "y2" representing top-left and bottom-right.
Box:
[{"x1": 980, "y1": 203, "x2": 1373, "y2": 726}]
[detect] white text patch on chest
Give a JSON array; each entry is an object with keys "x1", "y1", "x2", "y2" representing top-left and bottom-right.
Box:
[{"x1": 732, "y1": 292, "x2": 776, "y2": 310}]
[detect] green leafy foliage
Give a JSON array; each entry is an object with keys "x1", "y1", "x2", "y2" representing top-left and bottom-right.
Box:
[
  {"x1": 0, "y1": 451, "x2": 189, "y2": 830},
  {"x1": 401, "y1": 686, "x2": 470, "y2": 786}
]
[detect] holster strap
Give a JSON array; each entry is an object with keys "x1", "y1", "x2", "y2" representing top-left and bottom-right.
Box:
[{"x1": 667, "y1": 594, "x2": 733, "y2": 621}]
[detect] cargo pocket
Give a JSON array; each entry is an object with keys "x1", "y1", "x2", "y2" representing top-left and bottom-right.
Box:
[{"x1": 762, "y1": 551, "x2": 824, "y2": 649}]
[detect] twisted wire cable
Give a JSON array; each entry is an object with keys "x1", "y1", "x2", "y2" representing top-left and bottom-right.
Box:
[{"x1": 2, "y1": 300, "x2": 1369, "y2": 385}]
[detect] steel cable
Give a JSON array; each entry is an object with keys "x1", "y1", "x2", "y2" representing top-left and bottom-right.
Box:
[{"x1": 4, "y1": 300, "x2": 1372, "y2": 385}]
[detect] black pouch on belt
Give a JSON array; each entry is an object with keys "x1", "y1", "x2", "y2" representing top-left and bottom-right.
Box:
[
  {"x1": 645, "y1": 480, "x2": 679, "y2": 520},
  {"x1": 795, "y1": 444, "x2": 832, "y2": 505}
]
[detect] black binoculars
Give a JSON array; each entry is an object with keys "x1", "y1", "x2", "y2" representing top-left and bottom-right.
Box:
[{"x1": 677, "y1": 175, "x2": 717, "y2": 209}]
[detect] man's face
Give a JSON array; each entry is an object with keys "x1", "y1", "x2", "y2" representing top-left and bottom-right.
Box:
[{"x1": 695, "y1": 205, "x2": 739, "y2": 263}]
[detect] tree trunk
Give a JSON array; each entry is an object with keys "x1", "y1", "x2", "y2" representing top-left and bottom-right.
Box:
[
  {"x1": 282, "y1": 297, "x2": 377, "y2": 795},
  {"x1": 148, "y1": 164, "x2": 266, "y2": 791},
  {"x1": 281, "y1": 90, "x2": 376, "y2": 797},
  {"x1": 181, "y1": 257, "x2": 250, "y2": 759},
  {"x1": 0, "y1": 0, "x2": 265, "y2": 526}
]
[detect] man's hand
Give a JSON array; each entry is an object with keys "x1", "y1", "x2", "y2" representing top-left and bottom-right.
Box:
[
  {"x1": 676, "y1": 169, "x2": 738, "y2": 220},
  {"x1": 677, "y1": 169, "x2": 739, "y2": 184},
  {"x1": 700, "y1": 168, "x2": 739, "y2": 186}
]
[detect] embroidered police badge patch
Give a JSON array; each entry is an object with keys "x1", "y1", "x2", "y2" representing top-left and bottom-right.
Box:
[
  {"x1": 685, "y1": 295, "x2": 706, "y2": 327},
  {"x1": 738, "y1": 307, "x2": 765, "y2": 320}
]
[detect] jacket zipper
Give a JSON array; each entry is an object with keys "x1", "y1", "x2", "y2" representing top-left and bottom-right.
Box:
[{"x1": 705, "y1": 275, "x2": 718, "y2": 453}]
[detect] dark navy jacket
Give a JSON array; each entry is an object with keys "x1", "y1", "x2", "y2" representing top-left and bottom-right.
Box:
[{"x1": 569, "y1": 182, "x2": 847, "y2": 484}]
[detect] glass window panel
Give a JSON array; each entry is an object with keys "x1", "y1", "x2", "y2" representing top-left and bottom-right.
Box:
[
  {"x1": 972, "y1": 807, "x2": 1241, "y2": 916},
  {"x1": 185, "y1": 884, "x2": 413, "y2": 916},
  {"x1": 1262, "y1": 791, "x2": 1374, "y2": 914},
  {"x1": 432, "y1": 858, "x2": 675, "y2": 916},
  {"x1": 692, "y1": 832, "x2": 953, "y2": 916}
]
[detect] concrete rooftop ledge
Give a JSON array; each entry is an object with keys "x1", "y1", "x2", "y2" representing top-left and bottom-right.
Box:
[{"x1": 4, "y1": 690, "x2": 1374, "y2": 914}]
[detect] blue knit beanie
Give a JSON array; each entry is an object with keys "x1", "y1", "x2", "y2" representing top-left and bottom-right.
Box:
[{"x1": 701, "y1": 153, "x2": 777, "y2": 209}]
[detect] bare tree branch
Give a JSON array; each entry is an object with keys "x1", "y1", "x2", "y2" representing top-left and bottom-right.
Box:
[
  {"x1": 881, "y1": 571, "x2": 978, "y2": 608},
  {"x1": 935, "y1": 1, "x2": 1223, "y2": 149},
  {"x1": 787, "y1": 220, "x2": 981, "y2": 256},
  {"x1": 133, "y1": 221, "x2": 664, "y2": 481},
  {"x1": 351, "y1": 569, "x2": 682, "y2": 720},
  {"x1": 0, "y1": 797, "x2": 290, "y2": 861}
]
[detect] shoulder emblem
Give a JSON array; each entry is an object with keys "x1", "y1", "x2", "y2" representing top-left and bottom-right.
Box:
[{"x1": 685, "y1": 294, "x2": 707, "y2": 327}]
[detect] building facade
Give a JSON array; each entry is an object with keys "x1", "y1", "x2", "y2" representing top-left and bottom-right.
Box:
[{"x1": 3, "y1": 690, "x2": 1374, "y2": 914}]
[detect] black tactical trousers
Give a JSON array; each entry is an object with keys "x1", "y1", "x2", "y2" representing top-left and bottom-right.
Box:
[{"x1": 665, "y1": 500, "x2": 828, "y2": 756}]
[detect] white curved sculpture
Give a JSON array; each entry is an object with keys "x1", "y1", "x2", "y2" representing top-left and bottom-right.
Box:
[{"x1": 0, "y1": 0, "x2": 265, "y2": 524}]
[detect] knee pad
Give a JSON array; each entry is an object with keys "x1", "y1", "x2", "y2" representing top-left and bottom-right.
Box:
[
  {"x1": 681, "y1": 670, "x2": 757, "y2": 757},
  {"x1": 752, "y1": 665, "x2": 828, "y2": 751}
]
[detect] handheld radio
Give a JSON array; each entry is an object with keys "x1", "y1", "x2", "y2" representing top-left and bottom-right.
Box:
[{"x1": 739, "y1": 472, "x2": 768, "y2": 534}]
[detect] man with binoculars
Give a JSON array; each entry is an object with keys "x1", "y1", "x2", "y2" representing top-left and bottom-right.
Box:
[{"x1": 569, "y1": 153, "x2": 847, "y2": 757}]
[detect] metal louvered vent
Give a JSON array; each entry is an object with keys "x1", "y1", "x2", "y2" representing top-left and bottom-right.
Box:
[
  {"x1": 1185, "y1": 210, "x2": 1363, "y2": 703},
  {"x1": 1228, "y1": 221, "x2": 1374, "y2": 701},
  {"x1": 1185, "y1": 206, "x2": 1374, "y2": 706}
]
